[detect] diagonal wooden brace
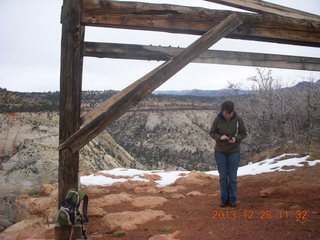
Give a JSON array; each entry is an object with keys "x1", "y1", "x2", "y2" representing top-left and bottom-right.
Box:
[{"x1": 58, "y1": 13, "x2": 243, "y2": 153}]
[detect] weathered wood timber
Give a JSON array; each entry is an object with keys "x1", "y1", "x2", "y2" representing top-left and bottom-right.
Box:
[
  {"x1": 58, "y1": 0, "x2": 84, "y2": 228},
  {"x1": 81, "y1": 0, "x2": 320, "y2": 47},
  {"x1": 84, "y1": 42, "x2": 320, "y2": 71},
  {"x1": 205, "y1": 0, "x2": 320, "y2": 22},
  {"x1": 58, "y1": 13, "x2": 242, "y2": 152}
]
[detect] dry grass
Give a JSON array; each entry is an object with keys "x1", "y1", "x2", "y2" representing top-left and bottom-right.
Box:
[
  {"x1": 112, "y1": 230, "x2": 128, "y2": 237},
  {"x1": 158, "y1": 225, "x2": 173, "y2": 232},
  {"x1": 248, "y1": 144, "x2": 320, "y2": 163},
  {"x1": 249, "y1": 149, "x2": 285, "y2": 163}
]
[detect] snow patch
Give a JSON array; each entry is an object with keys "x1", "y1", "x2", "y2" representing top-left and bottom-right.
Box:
[
  {"x1": 154, "y1": 171, "x2": 190, "y2": 187},
  {"x1": 100, "y1": 168, "x2": 149, "y2": 177},
  {"x1": 307, "y1": 159, "x2": 320, "y2": 167},
  {"x1": 80, "y1": 154, "x2": 320, "y2": 187},
  {"x1": 80, "y1": 175, "x2": 128, "y2": 186}
]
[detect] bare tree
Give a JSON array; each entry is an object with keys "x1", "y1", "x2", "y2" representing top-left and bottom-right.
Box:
[{"x1": 228, "y1": 68, "x2": 320, "y2": 157}]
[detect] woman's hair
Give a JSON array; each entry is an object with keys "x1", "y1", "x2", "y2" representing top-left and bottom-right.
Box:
[{"x1": 221, "y1": 100, "x2": 234, "y2": 113}]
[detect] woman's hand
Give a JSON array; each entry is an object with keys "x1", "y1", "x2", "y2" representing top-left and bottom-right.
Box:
[
  {"x1": 228, "y1": 137, "x2": 236, "y2": 144},
  {"x1": 220, "y1": 135, "x2": 229, "y2": 141}
]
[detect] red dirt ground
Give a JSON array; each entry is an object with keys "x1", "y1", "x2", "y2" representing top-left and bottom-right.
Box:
[{"x1": 84, "y1": 164, "x2": 320, "y2": 240}]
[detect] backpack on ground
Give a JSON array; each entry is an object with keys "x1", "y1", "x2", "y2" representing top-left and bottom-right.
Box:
[{"x1": 56, "y1": 188, "x2": 89, "y2": 227}]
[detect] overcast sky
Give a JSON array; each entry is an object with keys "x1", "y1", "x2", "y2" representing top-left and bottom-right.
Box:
[{"x1": 0, "y1": 0, "x2": 319, "y2": 92}]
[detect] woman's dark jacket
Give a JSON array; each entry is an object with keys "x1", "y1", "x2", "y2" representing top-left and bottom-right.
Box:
[{"x1": 209, "y1": 111, "x2": 247, "y2": 154}]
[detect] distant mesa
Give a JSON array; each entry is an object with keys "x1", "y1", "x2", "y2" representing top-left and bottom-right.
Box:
[
  {"x1": 291, "y1": 79, "x2": 320, "y2": 89},
  {"x1": 153, "y1": 89, "x2": 251, "y2": 97}
]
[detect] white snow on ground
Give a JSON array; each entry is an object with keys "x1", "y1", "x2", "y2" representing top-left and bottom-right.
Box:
[
  {"x1": 100, "y1": 168, "x2": 150, "y2": 177},
  {"x1": 80, "y1": 175, "x2": 129, "y2": 186},
  {"x1": 99, "y1": 168, "x2": 189, "y2": 186},
  {"x1": 308, "y1": 159, "x2": 320, "y2": 166},
  {"x1": 80, "y1": 169, "x2": 190, "y2": 187},
  {"x1": 154, "y1": 170, "x2": 190, "y2": 187},
  {"x1": 80, "y1": 154, "x2": 320, "y2": 187},
  {"x1": 206, "y1": 154, "x2": 320, "y2": 176}
]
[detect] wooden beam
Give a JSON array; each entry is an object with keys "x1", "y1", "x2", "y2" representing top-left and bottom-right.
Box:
[
  {"x1": 58, "y1": 13, "x2": 242, "y2": 152},
  {"x1": 205, "y1": 0, "x2": 320, "y2": 22},
  {"x1": 58, "y1": 0, "x2": 84, "y2": 229},
  {"x1": 81, "y1": 0, "x2": 320, "y2": 47},
  {"x1": 84, "y1": 42, "x2": 320, "y2": 71}
]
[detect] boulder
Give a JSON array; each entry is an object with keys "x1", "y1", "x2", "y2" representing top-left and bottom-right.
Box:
[
  {"x1": 91, "y1": 192, "x2": 133, "y2": 207},
  {"x1": 40, "y1": 184, "x2": 56, "y2": 196},
  {"x1": 16, "y1": 195, "x2": 56, "y2": 222},
  {"x1": 49, "y1": 188, "x2": 58, "y2": 199},
  {"x1": 186, "y1": 191, "x2": 205, "y2": 197},
  {"x1": 175, "y1": 171, "x2": 217, "y2": 186},
  {"x1": 170, "y1": 194, "x2": 185, "y2": 199},
  {"x1": 260, "y1": 187, "x2": 277, "y2": 197},
  {"x1": 189, "y1": 171, "x2": 217, "y2": 179},
  {"x1": 175, "y1": 176, "x2": 206, "y2": 186},
  {"x1": 81, "y1": 186, "x2": 110, "y2": 198},
  {"x1": 149, "y1": 230, "x2": 180, "y2": 240},
  {"x1": 102, "y1": 209, "x2": 168, "y2": 231},
  {"x1": 178, "y1": 173, "x2": 187, "y2": 177},
  {"x1": 112, "y1": 180, "x2": 154, "y2": 190},
  {"x1": 88, "y1": 207, "x2": 107, "y2": 217},
  {"x1": 0, "y1": 217, "x2": 55, "y2": 240},
  {"x1": 132, "y1": 196, "x2": 168, "y2": 208},
  {"x1": 134, "y1": 186, "x2": 160, "y2": 194},
  {"x1": 141, "y1": 174, "x2": 162, "y2": 181},
  {"x1": 45, "y1": 207, "x2": 57, "y2": 224},
  {"x1": 160, "y1": 186, "x2": 186, "y2": 193}
]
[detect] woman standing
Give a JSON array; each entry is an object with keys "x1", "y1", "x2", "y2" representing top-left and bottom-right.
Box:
[{"x1": 209, "y1": 100, "x2": 247, "y2": 207}]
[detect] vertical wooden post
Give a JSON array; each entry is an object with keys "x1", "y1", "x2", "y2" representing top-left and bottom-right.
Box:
[{"x1": 57, "y1": 0, "x2": 84, "y2": 239}]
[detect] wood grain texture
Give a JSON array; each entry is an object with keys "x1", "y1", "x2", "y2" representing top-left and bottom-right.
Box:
[
  {"x1": 58, "y1": 0, "x2": 84, "y2": 215},
  {"x1": 84, "y1": 42, "x2": 320, "y2": 71},
  {"x1": 205, "y1": 0, "x2": 320, "y2": 22},
  {"x1": 81, "y1": 0, "x2": 320, "y2": 47},
  {"x1": 58, "y1": 13, "x2": 242, "y2": 152}
]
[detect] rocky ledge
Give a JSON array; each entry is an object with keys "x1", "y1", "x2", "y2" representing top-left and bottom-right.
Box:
[{"x1": 0, "y1": 170, "x2": 218, "y2": 240}]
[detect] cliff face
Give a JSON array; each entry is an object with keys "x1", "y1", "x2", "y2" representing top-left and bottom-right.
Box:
[
  {"x1": 0, "y1": 112, "x2": 144, "y2": 230},
  {"x1": 107, "y1": 110, "x2": 216, "y2": 171},
  {"x1": 0, "y1": 88, "x2": 223, "y2": 171}
]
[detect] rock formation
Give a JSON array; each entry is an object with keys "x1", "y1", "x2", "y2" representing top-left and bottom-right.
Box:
[
  {"x1": 0, "y1": 169, "x2": 205, "y2": 239},
  {"x1": 0, "y1": 112, "x2": 145, "y2": 230}
]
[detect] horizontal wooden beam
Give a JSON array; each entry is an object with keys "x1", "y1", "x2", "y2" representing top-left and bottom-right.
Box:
[
  {"x1": 81, "y1": 0, "x2": 320, "y2": 47},
  {"x1": 58, "y1": 14, "x2": 242, "y2": 152},
  {"x1": 84, "y1": 42, "x2": 320, "y2": 71},
  {"x1": 205, "y1": 0, "x2": 320, "y2": 22}
]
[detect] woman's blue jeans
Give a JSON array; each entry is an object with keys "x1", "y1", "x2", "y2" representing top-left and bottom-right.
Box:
[{"x1": 214, "y1": 152, "x2": 240, "y2": 203}]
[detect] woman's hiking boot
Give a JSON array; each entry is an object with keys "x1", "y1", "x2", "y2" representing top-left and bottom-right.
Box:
[{"x1": 220, "y1": 201, "x2": 228, "y2": 207}]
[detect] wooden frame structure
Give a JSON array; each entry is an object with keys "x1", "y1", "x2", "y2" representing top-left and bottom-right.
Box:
[{"x1": 57, "y1": 0, "x2": 319, "y2": 238}]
